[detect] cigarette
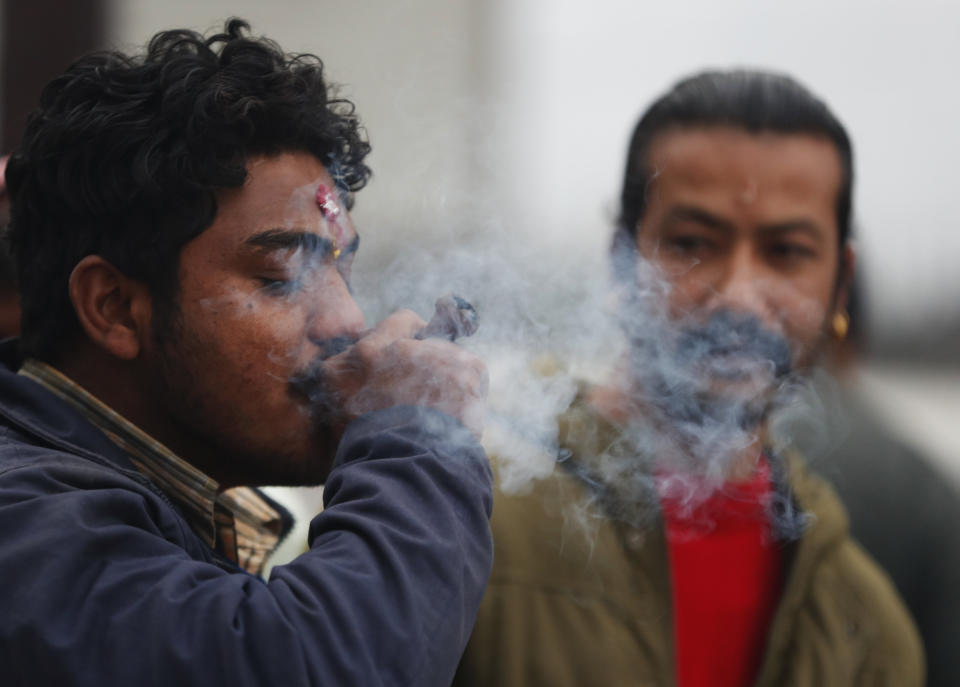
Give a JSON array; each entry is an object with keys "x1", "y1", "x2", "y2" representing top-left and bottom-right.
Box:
[{"x1": 415, "y1": 294, "x2": 479, "y2": 342}]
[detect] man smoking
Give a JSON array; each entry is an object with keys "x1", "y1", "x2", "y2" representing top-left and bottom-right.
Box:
[{"x1": 0, "y1": 19, "x2": 492, "y2": 686}]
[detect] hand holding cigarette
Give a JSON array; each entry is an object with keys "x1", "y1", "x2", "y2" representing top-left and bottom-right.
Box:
[
  {"x1": 303, "y1": 294, "x2": 487, "y2": 439},
  {"x1": 416, "y1": 295, "x2": 479, "y2": 341}
]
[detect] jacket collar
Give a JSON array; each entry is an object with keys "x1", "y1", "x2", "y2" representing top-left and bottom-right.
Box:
[
  {"x1": 0, "y1": 338, "x2": 142, "y2": 476},
  {"x1": 556, "y1": 383, "x2": 849, "y2": 547},
  {"x1": 0, "y1": 339, "x2": 296, "y2": 572}
]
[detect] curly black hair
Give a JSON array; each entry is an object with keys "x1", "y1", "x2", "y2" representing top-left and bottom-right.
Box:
[{"x1": 6, "y1": 18, "x2": 372, "y2": 362}]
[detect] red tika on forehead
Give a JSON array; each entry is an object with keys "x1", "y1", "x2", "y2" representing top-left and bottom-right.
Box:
[
  {"x1": 315, "y1": 184, "x2": 342, "y2": 220},
  {"x1": 315, "y1": 183, "x2": 347, "y2": 258}
]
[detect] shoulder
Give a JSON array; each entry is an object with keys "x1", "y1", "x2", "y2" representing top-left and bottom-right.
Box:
[
  {"x1": 782, "y1": 457, "x2": 925, "y2": 685},
  {"x1": 811, "y1": 538, "x2": 925, "y2": 685},
  {"x1": 0, "y1": 425, "x2": 149, "y2": 496},
  {"x1": 482, "y1": 386, "x2": 657, "y2": 591},
  {"x1": 484, "y1": 446, "x2": 668, "y2": 607},
  {"x1": 0, "y1": 428, "x2": 193, "y2": 547},
  {"x1": 486, "y1": 462, "x2": 600, "y2": 581}
]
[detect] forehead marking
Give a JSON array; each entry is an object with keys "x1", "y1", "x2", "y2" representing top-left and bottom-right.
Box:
[{"x1": 316, "y1": 184, "x2": 345, "y2": 258}]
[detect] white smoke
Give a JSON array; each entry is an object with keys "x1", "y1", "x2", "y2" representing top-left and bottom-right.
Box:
[{"x1": 351, "y1": 225, "x2": 815, "y2": 536}]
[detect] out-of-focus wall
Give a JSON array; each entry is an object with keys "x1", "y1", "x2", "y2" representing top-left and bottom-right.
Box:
[
  {"x1": 108, "y1": 0, "x2": 960, "y2": 359},
  {"x1": 108, "y1": 0, "x2": 493, "y2": 276},
  {"x1": 482, "y1": 0, "x2": 960, "y2": 361},
  {"x1": 1, "y1": 0, "x2": 106, "y2": 151}
]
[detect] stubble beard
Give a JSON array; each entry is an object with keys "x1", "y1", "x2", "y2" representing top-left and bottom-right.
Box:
[
  {"x1": 622, "y1": 303, "x2": 804, "y2": 475},
  {"x1": 148, "y1": 300, "x2": 329, "y2": 488}
]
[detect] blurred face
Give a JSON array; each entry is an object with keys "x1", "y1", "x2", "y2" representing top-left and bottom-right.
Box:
[
  {"x1": 146, "y1": 152, "x2": 366, "y2": 486},
  {"x1": 631, "y1": 127, "x2": 851, "y2": 416}
]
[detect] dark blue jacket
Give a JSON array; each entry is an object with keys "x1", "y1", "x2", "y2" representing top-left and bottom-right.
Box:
[{"x1": 0, "y1": 341, "x2": 493, "y2": 686}]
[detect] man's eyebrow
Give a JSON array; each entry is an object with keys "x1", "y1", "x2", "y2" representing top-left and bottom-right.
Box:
[
  {"x1": 757, "y1": 219, "x2": 826, "y2": 241},
  {"x1": 666, "y1": 207, "x2": 827, "y2": 242},
  {"x1": 665, "y1": 205, "x2": 734, "y2": 232},
  {"x1": 244, "y1": 229, "x2": 360, "y2": 258}
]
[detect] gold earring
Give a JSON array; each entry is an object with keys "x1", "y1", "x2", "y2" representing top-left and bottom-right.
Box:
[{"x1": 832, "y1": 311, "x2": 850, "y2": 340}]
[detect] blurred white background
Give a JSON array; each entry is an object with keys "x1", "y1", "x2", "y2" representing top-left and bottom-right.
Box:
[
  {"x1": 102, "y1": 0, "x2": 959, "y2": 534},
  {"x1": 108, "y1": 0, "x2": 960, "y2": 343}
]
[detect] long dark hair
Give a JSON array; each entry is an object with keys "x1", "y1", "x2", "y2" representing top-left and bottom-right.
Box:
[{"x1": 618, "y1": 70, "x2": 853, "y2": 246}]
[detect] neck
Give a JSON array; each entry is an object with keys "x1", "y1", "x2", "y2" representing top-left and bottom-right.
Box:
[
  {"x1": 589, "y1": 380, "x2": 768, "y2": 483},
  {"x1": 56, "y1": 344, "x2": 223, "y2": 481}
]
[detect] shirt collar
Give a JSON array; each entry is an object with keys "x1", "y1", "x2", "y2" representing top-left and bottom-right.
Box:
[{"x1": 19, "y1": 359, "x2": 283, "y2": 574}]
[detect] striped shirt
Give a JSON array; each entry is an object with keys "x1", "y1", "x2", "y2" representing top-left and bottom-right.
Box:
[{"x1": 20, "y1": 359, "x2": 283, "y2": 576}]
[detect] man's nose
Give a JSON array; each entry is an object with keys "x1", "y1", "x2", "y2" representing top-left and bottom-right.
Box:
[
  {"x1": 306, "y1": 269, "x2": 366, "y2": 342},
  {"x1": 706, "y1": 244, "x2": 774, "y2": 320}
]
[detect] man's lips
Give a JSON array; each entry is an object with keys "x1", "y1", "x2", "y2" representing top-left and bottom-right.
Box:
[
  {"x1": 694, "y1": 352, "x2": 779, "y2": 383},
  {"x1": 313, "y1": 335, "x2": 357, "y2": 361},
  {"x1": 287, "y1": 337, "x2": 356, "y2": 407}
]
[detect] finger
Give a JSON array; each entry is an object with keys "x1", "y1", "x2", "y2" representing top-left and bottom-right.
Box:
[
  {"x1": 415, "y1": 295, "x2": 479, "y2": 341},
  {"x1": 355, "y1": 309, "x2": 427, "y2": 350}
]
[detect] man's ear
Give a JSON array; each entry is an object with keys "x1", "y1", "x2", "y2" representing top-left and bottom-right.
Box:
[
  {"x1": 833, "y1": 242, "x2": 856, "y2": 316},
  {"x1": 68, "y1": 256, "x2": 153, "y2": 360}
]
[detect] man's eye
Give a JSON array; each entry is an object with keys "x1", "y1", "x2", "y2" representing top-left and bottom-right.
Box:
[
  {"x1": 666, "y1": 235, "x2": 713, "y2": 255},
  {"x1": 768, "y1": 243, "x2": 816, "y2": 260},
  {"x1": 258, "y1": 276, "x2": 298, "y2": 295}
]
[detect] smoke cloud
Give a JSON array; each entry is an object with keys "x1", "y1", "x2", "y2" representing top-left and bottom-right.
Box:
[{"x1": 348, "y1": 227, "x2": 816, "y2": 537}]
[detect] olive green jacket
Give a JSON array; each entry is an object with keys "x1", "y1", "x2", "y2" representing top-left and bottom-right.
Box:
[{"x1": 453, "y1": 409, "x2": 924, "y2": 687}]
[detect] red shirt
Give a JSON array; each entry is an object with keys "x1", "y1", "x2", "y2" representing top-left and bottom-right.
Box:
[{"x1": 658, "y1": 459, "x2": 783, "y2": 687}]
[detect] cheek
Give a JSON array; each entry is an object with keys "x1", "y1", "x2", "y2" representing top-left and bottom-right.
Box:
[
  {"x1": 663, "y1": 282, "x2": 704, "y2": 321},
  {"x1": 189, "y1": 288, "x2": 312, "y2": 376},
  {"x1": 649, "y1": 267, "x2": 716, "y2": 319},
  {"x1": 636, "y1": 247, "x2": 709, "y2": 310},
  {"x1": 765, "y1": 280, "x2": 833, "y2": 353}
]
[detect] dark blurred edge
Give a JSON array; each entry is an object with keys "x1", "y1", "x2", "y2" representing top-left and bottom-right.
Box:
[
  {"x1": 851, "y1": 263, "x2": 960, "y2": 368},
  {"x1": 1, "y1": 0, "x2": 106, "y2": 152},
  {"x1": 869, "y1": 328, "x2": 960, "y2": 368}
]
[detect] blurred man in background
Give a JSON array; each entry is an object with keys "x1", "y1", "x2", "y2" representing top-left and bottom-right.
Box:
[
  {"x1": 455, "y1": 70, "x2": 922, "y2": 686},
  {"x1": 0, "y1": 19, "x2": 492, "y2": 686}
]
